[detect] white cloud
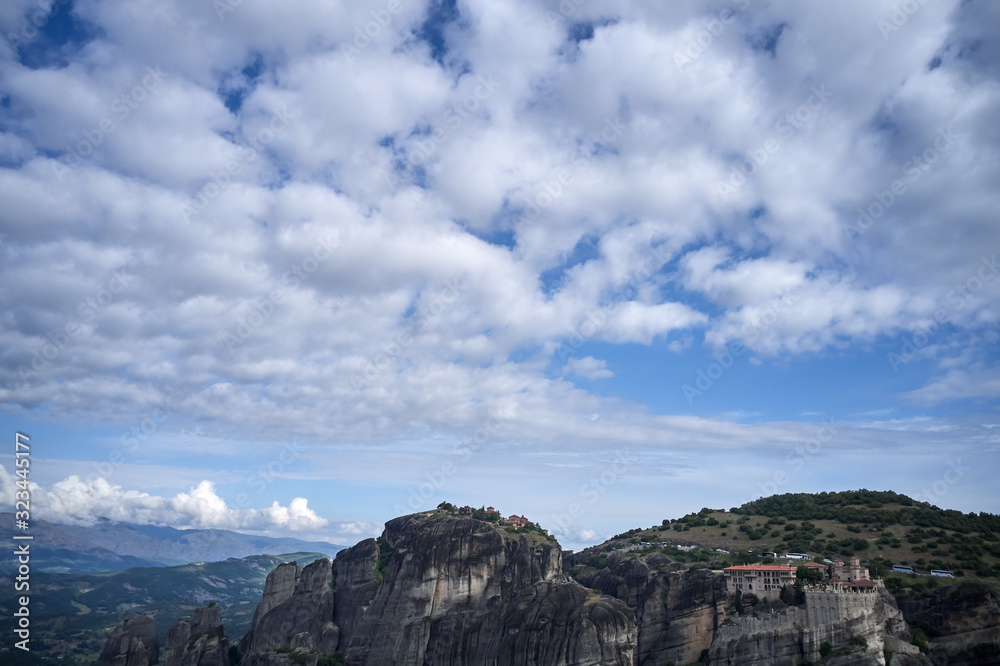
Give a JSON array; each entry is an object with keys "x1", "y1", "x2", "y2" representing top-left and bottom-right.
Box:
[
  {"x1": 563, "y1": 356, "x2": 614, "y2": 380},
  {"x1": 0, "y1": 0, "x2": 998, "y2": 530},
  {"x1": 0, "y1": 466, "x2": 327, "y2": 532}
]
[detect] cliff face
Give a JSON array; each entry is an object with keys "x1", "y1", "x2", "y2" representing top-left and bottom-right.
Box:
[
  {"x1": 575, "y1": 554, "x2": 726, "y2": 665},
  {"x1": 894, "y1": 582, "x2": 1000, "y2": 665},
  {"x1": 164, "y1": 604, "x2": 230, "y2": 666},
  {"x1": 238, "y1": 557, "x2": 337, "y2": 666},
  {"x1": 231, "y1": 512, "x2": 1000, "y2": 666},
  {"x1": 706, "y1": 588, "x2": 919, "y2": 666},
  {"x1": 96, "y1": 614, "x2": 160, "y2": 666},
  {"x1": 332, "y1": 513, "x2": 635, "y2": 666},
  {"x1": 572, "y1": 550, "x2": 931, "y2": 666}
]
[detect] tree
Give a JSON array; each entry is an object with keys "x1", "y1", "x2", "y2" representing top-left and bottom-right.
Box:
[{"x1": 797, "y1": 564, "x2": 823, "y2": 584}]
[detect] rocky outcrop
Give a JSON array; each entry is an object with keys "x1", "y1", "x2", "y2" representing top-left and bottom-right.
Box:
[
  {"x1": 233, "y1": 511, "x2": 1000, "y2": 666},
  {"x1": 238, "y1": 558, "x2": 337, "y2": 666},
  {"x1": 575, "y1": 553, "x2": 726, "y2": 665},
  {"x1": 235, "y1": 512, "x2": 635, "y2": 665},
  {"x1": 491, "y1": 575, "x2": 636, "y2": 665},
  {"x1": 706, "y1": 588, "x2": 916, "y2": 666},
  {"x1": 573, "y1": 549, "x2": 930, "y2": 666},
  {"x1": 164, "y1": 603, "x2": 230, "y2": 666},
  {"x1": 333, "y1": 513, "x2": 635, "y2": 666},
  {"x1": 895, "y1": 582, "x2": 1000, "y2": 665},
  {"x1": 97, "y1": 614, "x2": 159, "y2": 666}
]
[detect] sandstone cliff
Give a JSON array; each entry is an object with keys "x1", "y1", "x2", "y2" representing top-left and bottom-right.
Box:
[{"x1": 96, "y1": 614, "x2": 159, "y2": 666}]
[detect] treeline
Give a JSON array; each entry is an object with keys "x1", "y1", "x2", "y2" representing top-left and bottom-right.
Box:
[{"x1": 735, "y1": 490, "x2": 1000, "y2": 535}]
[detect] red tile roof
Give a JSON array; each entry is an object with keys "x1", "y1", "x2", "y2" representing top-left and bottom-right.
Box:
[{"x1": 724, "y1": 565, "x2": 796, "y2": 571}]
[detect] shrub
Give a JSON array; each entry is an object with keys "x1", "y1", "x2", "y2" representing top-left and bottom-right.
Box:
[
  {"x1": 819, "y1": 642, "x2": 832, "y2": 657},
  {"x1": 317, "y1": 653, "x2": 345, "y2": 666}
]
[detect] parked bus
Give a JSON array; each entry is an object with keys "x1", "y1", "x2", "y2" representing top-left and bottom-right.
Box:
[
  {"x1": 930, "y1": 569, "x2": 955, "y2": 578},
  {"x1": 892, "y1": 565, "x2": 916, "y2": 574}
]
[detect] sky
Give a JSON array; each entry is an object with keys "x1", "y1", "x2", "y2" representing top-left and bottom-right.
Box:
[{"x1": 0, "y1": 0, "x2": 998, "y2": 552}]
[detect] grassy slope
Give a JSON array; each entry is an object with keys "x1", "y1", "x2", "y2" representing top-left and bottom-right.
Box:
[{"x1": 574, "y1": 491, "x2": 1000, "y2": 591}]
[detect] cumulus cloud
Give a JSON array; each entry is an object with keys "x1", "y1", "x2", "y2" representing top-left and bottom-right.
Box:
[
  {"x1": 564, "y1": 356, "x2": 614, "y2": 380},
  {"x1": 1, "y1": 0, "x2": 996, "y2": 441},
  {"x1": 0, "y1": 0, "x2": 998, "y2": 535},
  {"x1": 0, "y1": 466, "x2": 328, "y2": 532}
]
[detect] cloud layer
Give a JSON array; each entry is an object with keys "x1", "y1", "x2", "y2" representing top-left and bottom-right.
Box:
[
  {"x1": 0, "y1": 464, "x2": 337, "y2": 534},
  {"x1": 0, "y1": 0, "x2": 998, "y2": 542}
]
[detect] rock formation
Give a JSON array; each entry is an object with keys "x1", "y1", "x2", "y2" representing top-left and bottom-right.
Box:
[
  {"x1": 571, "y1": 549, "x2": 934, "y2": 666},
  {"x1": 894, "y1": 582, "x2": 1000, "y2": 665},
  {"x1": 164, "y1": 603, "x2": 230, "y2": 666},
  {"x1": 574, "y1": 553, "x2": 727, "y2": 664},
  {"x1": 230, "y1": 510, "x2": 1000, "y2": 666},
  {"x1": 235, "y1": 511, "x2": 635, "y2": 665},
  {"x1": 237, "y1": 557, "x2": 338, "y2": 666},
  {"x1": 333, "y1": 512, "x2": 635, "y2": 665},
  {"x1": 96, "y1": 614, "x2": 160, "y2": 666}
]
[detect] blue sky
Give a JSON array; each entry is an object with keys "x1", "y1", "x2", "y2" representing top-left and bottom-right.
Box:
[{"x1": 1, "y1": 0, "x2": 999, "y2": 551}]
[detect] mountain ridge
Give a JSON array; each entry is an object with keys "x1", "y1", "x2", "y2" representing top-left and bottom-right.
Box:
[{"x1": 0, "y1": 513, "x2": 343, "y2": 574}]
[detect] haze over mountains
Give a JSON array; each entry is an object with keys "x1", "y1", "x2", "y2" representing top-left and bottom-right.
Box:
[{"x1": 0, "y1": 513, "x2": 342, "y2": 574}]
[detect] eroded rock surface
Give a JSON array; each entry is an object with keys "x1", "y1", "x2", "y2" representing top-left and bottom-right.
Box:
[
  {"x1": 96, "y1": 614, "x2": 159, "y2": 666},
  {"x1": 164, "y1": 603, "x2": 230, "y2": 666}
]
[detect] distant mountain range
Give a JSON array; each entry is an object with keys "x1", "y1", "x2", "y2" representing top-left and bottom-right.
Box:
[
  {"x1": 0, "y1": 513, "x2": 343, "y2": 574},
  {"x1": 0, "y1": 551, "x2": 329, "y2": 665}
]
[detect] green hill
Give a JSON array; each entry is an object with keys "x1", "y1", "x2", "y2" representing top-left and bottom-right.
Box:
[
  {"x1": 572, "y1": 490, "x2": 1000, "y2": 589},
  {"x1": 0, "y1": 552, "x2": 328, "y2": 665}
]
